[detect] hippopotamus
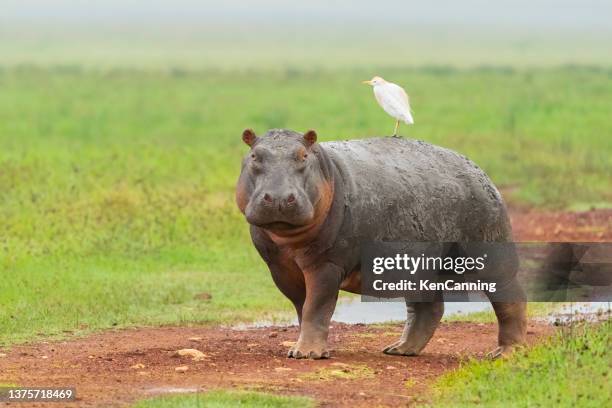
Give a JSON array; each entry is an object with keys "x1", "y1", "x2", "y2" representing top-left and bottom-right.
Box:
[{"x1": 236, "y1": 128, "x2": 526, "y2": 359}]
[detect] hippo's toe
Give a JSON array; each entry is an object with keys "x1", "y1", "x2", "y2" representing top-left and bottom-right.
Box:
[
  {"x1": 486, "y1": 345, "x2": 521, "y2": 360},
  {"x1": 382, "y1": 341, "x2": 420, "y2": 356},
  {"x1": 287, "y1": 344, "x2": 330, "y2": 360}
]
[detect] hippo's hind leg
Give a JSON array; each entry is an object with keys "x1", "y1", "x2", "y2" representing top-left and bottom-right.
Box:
[
  {"x1": 383, "y1": 296, "x2": 444, "y2": 356},
  {"x1": 486, "y1": 278, "x2": 527, "y2": 359}
]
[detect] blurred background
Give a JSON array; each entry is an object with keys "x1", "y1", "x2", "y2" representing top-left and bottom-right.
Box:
[
  {"x1": 2, "y1": 0, "x2": 612, "y2": 68},
  {"x1": 1, "y1": 1, "x2": 610, "y2": 344}
]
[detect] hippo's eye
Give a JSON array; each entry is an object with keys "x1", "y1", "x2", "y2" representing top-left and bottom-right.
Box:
[{"x1": 296, "y1": 148, "x2": 308, "y2": 162}]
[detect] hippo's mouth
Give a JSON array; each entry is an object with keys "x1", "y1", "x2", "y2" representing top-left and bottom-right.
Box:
[{"x1": 257, "y1": 221, "x2": 303, "y2": 231}]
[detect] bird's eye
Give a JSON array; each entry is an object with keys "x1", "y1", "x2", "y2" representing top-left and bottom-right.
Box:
[
  {"x1": 250, "y1": 154, "x2": 256, "y2": 159},
  {"x1": 303, "y1": 153, "x2": 308, "y2": 159}
]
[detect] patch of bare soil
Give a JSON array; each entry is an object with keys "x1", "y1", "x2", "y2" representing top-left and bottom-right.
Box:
[
  {"x1": 510, "y1": 208, "x2": 611, "y2": 241},
  {"x1": 0, "y1": 208, "x2": 609, "y2": 407},
  {"x1": 0, "y1": 322, "x2": 550, "y2": 408}
]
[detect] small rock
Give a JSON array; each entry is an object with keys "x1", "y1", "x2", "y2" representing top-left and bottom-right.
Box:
[
  {"x1": 358, "y1": 392, "x2": 366, "y2": 396},
  {"x1": 330, "y1": 362, "x2": 350, "y2": 368},
  {"x1": 175, "y1": 366, "x2": 189, "y2": 373},
  {"x1": 0, "y1": 353, "x2": 7, "y2": 358},
  {"x1": 281, "y1": 341, "x2": 296, "y2": 347},
  {"x1": 137, "y1": 371, "x2": 149, "y2": 376},
  {"x1": 247, "y1": 343, "x2": 259, "y2": 348},
  {"x1": 130, "y1": 363, "x2": 146, "y2": 369},
  {"x1": 274, "y1": 367, "x2": 293, "y2": 372},
  {"x1": 173, "y1": 349, "x2": 207, "y2": 361},
  {"x1": 386, "y1": 365, "x2": 397, "y2": 370},
  {"x1": 41, "y1": 355, "x2": 49, "y2": 359},
  {"x1": 268, "y1": 331, "x2": 279, "y2": 338},
  {"x1": 188, "y1": 337, "x2": 203, "y2": 342}
]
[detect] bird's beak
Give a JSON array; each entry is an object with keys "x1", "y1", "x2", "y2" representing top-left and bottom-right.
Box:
[{"x1": 362, "y1": 80, "x2": 372, "y2": 85}]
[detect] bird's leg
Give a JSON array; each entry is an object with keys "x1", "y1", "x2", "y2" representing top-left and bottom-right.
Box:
[{"x1": 393, "y1": 120, "x2": 400, "y2": 137}]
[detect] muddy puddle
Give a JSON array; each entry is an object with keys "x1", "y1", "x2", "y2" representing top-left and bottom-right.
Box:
[
  {"x1": 543, "y1": 302, "x2": 611, "y2": 325},
  {"x1": 333, "y1": 299, "x2": 611, "y2": 325},
  {"x1": 332, "y1": 298, "x2": 493, "y2": 323},
  {"x1": 233, "y1": 298, "x2": 610, "y2": 329}
]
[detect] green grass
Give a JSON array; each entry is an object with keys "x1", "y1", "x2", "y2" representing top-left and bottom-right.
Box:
[
  {"x1": 425, "y1": 322, "x2": 611, "y2": 407},
  {"x1": 131, "y1": 390, "x2": 313, "y2": 408},
  {"x1": 0, "y1": 66, "x2": 611, "y2": 345}
]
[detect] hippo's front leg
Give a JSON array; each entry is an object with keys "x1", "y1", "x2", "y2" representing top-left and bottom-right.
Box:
[{"x1": 288, "y1": 263, "x2": 342, "y2": 359}]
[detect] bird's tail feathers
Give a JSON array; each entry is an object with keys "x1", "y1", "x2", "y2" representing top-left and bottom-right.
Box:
[{"x1": 404, "y1": 112, "x2": 414, "y2": 125}]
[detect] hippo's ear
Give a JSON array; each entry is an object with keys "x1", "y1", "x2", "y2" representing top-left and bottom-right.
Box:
[
  {"x1": 303, "y1": 130, "x2": 317, "y2": 147},
  {"x1": 242, "y1": 129, "x2": 258, "y2": 147}
]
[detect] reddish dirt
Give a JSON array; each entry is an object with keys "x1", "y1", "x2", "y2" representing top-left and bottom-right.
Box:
[
  {"x1": 0, "y1": 322, "x2": 551, "y2": 408},
  {"x1": 510, "y1": 208, "x2": 611, "y2": 241},
  {"x1": 0, "y1": 208, "x2": 609, "y2": 407}
]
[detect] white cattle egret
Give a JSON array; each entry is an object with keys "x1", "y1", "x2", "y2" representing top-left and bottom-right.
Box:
[{"x1": 363, "y1": 76, "x2": 414, "y2": 136}]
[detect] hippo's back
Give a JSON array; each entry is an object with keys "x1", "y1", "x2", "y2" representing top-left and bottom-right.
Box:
[{"x1": 322, "y1": 137, "x2": 511, "y2": 242}]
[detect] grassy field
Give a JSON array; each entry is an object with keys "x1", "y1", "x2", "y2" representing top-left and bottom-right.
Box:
[
  {"x1": 131, "y1": 390, "x2": 313, "y2": 408},
  {"x1": 0, "y1": 66, "x2": 611, "y2": 345},
  {"x1": 427, "y1": 322, "x2": 611, "y2": 407}
]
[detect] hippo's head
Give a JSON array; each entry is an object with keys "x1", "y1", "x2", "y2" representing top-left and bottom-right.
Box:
[{"x1": 236, "y1": 129, "x2": 333, "y2": 233}]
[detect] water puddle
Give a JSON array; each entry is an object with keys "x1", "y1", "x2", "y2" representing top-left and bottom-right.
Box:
[
  {"x1": 232, "y1": 298, "x2": 610, "y2": 329},
  {"x1": 332, "y1": 298, "x2": 492, "y2": 324},
  {"x1": 543, "y1": 302, "x2": 611, "y2": 325},
  {"x1": 232, "y1": 298, "x2": 493, "y2": 329}
]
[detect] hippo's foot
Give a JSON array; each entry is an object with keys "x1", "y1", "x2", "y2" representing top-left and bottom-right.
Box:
[
  {"x1": 382, "y1": 340, "x2": 420, "y2": 356},
  {"x1": 287, "y1": 341, "x2": 330, "y2": 360},
  {"x1": 486, "y1": 345, "x2": 520, "y2": 360}
]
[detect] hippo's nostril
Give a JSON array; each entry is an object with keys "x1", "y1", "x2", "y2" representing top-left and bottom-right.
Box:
[
  {"x1": 263, "y1": 193, "x2": 273, "y2": 203},
  {"x1": 287, "y1": 194, "x2": 296, "y2": 204}
]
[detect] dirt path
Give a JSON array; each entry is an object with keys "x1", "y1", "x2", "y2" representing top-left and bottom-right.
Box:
[
  {"x1": 0, "y1": 322, "x2": 551, "y2": 407},
  {"x1": 509, "y1": 208, "x2": 611, "y2": 241},
  {"x1": 0, "y1": 209, "x2": 609, "y2": 407}
]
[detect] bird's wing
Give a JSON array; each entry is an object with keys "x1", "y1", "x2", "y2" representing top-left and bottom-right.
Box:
[
  {"x1": 387, "y1": 83, "x2": 411, "y2": 112},
  {"x1": 382, "y1": 83, "x2": 414, "y2": 124}
]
